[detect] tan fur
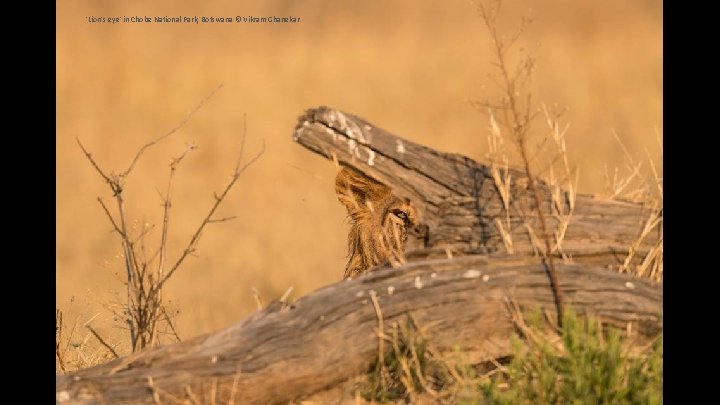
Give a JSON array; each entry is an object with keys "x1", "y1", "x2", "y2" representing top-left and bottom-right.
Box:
[{"x1": 335, "y1": 168, "x2": 418, "y2": 278}]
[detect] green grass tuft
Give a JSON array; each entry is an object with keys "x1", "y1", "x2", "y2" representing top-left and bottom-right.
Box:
[
  {"x1": 360, "y1": 309, "x2": 662, "y2": 404},
  {"x1": 479, "y1": 309, "x2": 662, "y2": 404}
]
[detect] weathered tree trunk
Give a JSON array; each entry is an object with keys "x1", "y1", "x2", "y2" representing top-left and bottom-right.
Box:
[
  {"x1": 56, "y1": 255, "x2": 661, "y2": 405},
  {"x1": 57, "y1": 107, "x2": 662, "y2": 404},
  {"x1": 293, "y1": 107, "x2": 661, "y2": 269}
]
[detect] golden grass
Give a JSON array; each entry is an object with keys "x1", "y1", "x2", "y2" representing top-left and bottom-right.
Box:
[{"x1": 56, "y1": 0, "x2": 662, "y2": 362}]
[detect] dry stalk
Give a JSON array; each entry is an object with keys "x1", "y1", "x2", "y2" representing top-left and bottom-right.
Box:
[
  {"x1": 542, "y1": 105, "x2": 578, "y2": 261},
  {"x1": 389, "y1": 325, "x2": 418, "y2": 402},
  {"x1": 368, "y1": 290, "x2": 388, "y2": 394},
  {"x1": 228, "y1": 367, "x2": 242, "y2": 405},
  {"x1": 185, "y1": 386, "x2": 202, "y2": 405},
  {"x1": 494, "y1": 218, "x2": 515, "y2": 254},
  {"x1": 209, "y1": 378, "x2": 218, "y2": 405},
  {"x1": 401, "y1": 321, "x2": 439, "y2": 397},
  {"x1": 146, "y1": 376, "x2": 162, "y2": 405},
  {"x1": 476, "y1": 0, "x2": 564, "y2": 326},
  {"x1": 486, "y1": 109, "x2": 514, "y2": 253},
  {"x1": 56, "y1": 309, "x2": 68, "y2": 373},
  {"x1": 605, "y1": 129, "x2": 662, "y2": 280},
  {"x1": 86, "y1": 325, "x2": 120, "y2": 359},
  {"x1": 522, "y1": 222, "x2": 543, "y2": 256},
  {"x1": 251, "y1": 287, "x2": 265, "y2": 309},
  {"x1": 620, "y1": 203, "x2": 662, "y2": 276}
]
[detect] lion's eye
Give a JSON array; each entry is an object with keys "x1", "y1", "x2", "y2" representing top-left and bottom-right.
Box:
[{"x1": 392, "y1": 210, "x2": 408, "y2": 221}]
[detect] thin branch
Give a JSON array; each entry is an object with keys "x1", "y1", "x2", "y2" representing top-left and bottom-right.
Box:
[
  {"x1": 120, "y1": 84, "x2": 223, "y2": 179},
  {"x1": 158, "y1": 143, "x2": 196, "y2": 280},
  {"x1": 56, "y1": 310, "x2": 67, "y2": 373},
  {"x1": 518, "y1": 139, "x2": 565, "y2": 326},
  {"x1": 75, "y1": 137, "x2": 115, "y2": 191},
  {"x1": 478, "y1": 0, "x2": 564, "y2": 327},
  {"x1": 235, "y1": 114, "x2": 248, "y2": 173},
  {"x1": 161, "y1": 305, "x2": 182, "y2": 343},
  {"x1": 96, "y1": 198, "x2": 124, "y2": 237},
  {"x1": 207, "y1": 216, "x2": 237, "y2": 224},
  {"x1": 131, "y1": 223, "x2": 156, "y2": 246},
  {"x1": 86, "y1": 325, "x2": 120, "y2": 359},
  {"x1": 157, "y1": 140, "x2": 265, "y2": 288}
]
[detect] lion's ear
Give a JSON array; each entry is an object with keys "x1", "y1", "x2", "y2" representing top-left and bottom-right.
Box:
[{"x1": 335, "y1": 168, "x2": 386, "y2": 213}]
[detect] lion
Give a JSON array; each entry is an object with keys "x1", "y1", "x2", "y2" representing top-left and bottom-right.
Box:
[{"x1": 335, "y1": 167, "x2": 420, "y2": 278}]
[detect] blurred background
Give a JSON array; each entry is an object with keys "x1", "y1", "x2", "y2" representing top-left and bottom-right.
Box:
[{"x1": 57, "y1": 0, "x2": 662, "y2": 356}]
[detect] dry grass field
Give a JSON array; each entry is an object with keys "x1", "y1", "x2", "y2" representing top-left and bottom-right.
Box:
[{"x1": 56, "y1": 0, "x2": 661, "y2": 365}]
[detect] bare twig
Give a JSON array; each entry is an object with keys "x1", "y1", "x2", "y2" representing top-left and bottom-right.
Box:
[
  {"x1": 56, "y1": 309, "x2": 67, "y2": 373},
  {"x1": 161, "y1": 306, "x2": 182, "y2": 343},
  {"x1": 518, "y1": 136, "x2": 565, "y2": 326},
  {"x1": 96, "y1": 198, "x2": 124, "y2": 237},
  {"x1": 76, "y1": 138, "x2": 115, "y2": 191},
  {"x1": 158, "y1": 140, "x2": 265, "y2": 288},
  {"x1": 207, "y1": 216, "x2": 238, "y2": 224},
  {"x1": 120, "y1": 84, "x2": 223, "y2": 179},
  {"x1": 86, "y1": 325, "x2": 120, "y2": 359}
]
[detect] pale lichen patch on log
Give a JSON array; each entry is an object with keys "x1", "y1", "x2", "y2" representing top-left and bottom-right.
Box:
[
  {"x1": 292, "y1": 123, "x2": 307, "y2": 142},
  {"x1": 325, "y1": 126, "x2": 336, "y2": 138},
  {"x1": 463, "y1": 269, "x2": 482, "y2": 279},
  {"x1": 348, "y1": 138, "x2": 357, "y2": 155},
  {"x1": 482, "y1": 274, "x2": 490, "y2": 282},
  {"x1": 56, "y1": 391, "x2": 70, "y2": 403},
  {"x1": 396, "y1": 140, "x2": 406, "y2": 153},
  {"x1": 625, "y1": 281, "x2": 636, "y2": 289},
  {"x1": 387, "y1": 286, "x2": 395, "y2": 295},
  {"x1": 333, "y1": 110, "x2": 367, "y2": 143},
  {"x1": 414, "y1": 276, "x2": 424, "y2": 289},
  {"x1": 367, "y1": 149, "x2": 376, "y2": 166}
]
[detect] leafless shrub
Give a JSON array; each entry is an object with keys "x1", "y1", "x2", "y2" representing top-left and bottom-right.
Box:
[
  {"x1": 76, "y1": 86, "x2": 264, "y2": 353},
  {"x1": 472, "y1": 0, "x2": 566, "y2": 326}
]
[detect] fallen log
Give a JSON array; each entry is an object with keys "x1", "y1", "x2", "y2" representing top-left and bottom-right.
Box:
[
  {"x1": 293, "y1": 107, "x2": 661, "y2": 269},
  {"x1": 56, "y1": 255, "x2": 661, "y2": 404}
]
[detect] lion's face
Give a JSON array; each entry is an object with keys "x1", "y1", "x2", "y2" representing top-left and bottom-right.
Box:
[{"x1": 335, "y1": 168, "x2": 419, "y2": 278}]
